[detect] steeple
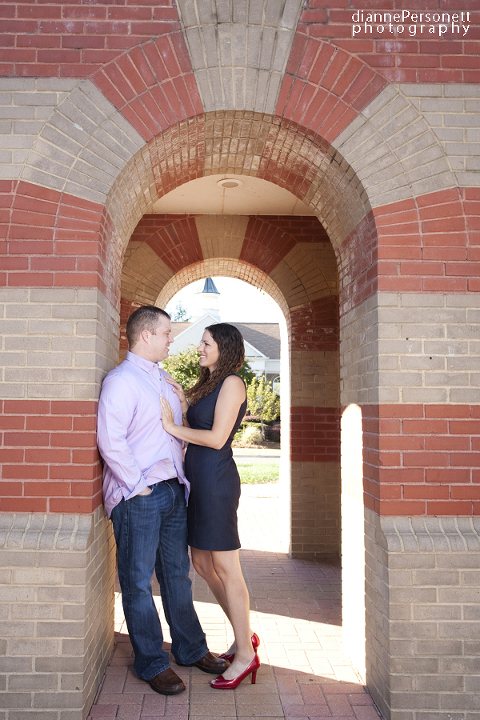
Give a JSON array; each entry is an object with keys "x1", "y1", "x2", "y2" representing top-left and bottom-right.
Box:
[
  {"x1": 201, "y1": 277, "x2": 219, "y2": 294},
  {"x1": 193, "y1": 277, "x2": 221, "y2": 321}
]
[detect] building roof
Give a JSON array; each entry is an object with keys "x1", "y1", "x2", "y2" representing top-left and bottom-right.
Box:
[
  {"x1": 230, "y1": 323, "x2": 280, "y2": 359},
  {"x1": 171, "y1": 320, "x2": 280, "y2": 359}
]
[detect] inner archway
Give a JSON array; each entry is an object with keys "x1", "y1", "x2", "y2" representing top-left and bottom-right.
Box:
[{"x1": 120, "y1": 208, "x2": 342, "y2": 560}]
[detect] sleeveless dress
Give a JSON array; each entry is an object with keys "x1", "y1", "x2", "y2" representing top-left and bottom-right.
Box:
[{"x1": 185, "y1": 376, "x2": 247, "y2": 551}]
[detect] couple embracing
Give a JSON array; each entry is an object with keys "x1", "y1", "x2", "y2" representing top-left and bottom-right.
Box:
[{"x1": 97, "y1": 305, "x2": 260, "y2": 695}]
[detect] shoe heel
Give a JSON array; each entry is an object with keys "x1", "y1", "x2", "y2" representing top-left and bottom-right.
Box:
[{"x1": 251, "y1": 669, "x2": 257, "y2": 684}]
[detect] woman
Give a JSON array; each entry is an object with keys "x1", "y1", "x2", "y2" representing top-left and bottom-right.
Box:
[{"x1": 160, "y1": 323, "x2": 260, "y2": 689}]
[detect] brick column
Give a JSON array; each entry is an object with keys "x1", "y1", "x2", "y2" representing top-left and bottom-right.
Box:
[
  {"x1": 340, "y1": 190, "x2": 480, "y2": 719},
  {"x1": 0, "y1": 181, "x2": 119, "y2": 719},
  {"x1": 290, "y1": 296, "x2": 340, "y2": 558}
]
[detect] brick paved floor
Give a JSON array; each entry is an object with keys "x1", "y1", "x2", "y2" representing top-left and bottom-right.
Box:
[{"x1": 88, "y1": 483, "x2": 381, "y2": 720}]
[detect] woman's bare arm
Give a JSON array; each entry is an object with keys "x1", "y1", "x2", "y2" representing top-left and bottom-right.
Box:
[{"x1": 161, "y1": 375, "x2": 245, "y2": 450}]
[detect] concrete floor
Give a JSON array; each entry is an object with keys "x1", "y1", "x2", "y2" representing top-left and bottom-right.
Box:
[{"x1": 88, "y1": 483, "x2": 381, "y2": 720}]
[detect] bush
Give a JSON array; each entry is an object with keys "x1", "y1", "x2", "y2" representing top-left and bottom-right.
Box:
[
  {"x1": 264, "y1": 425, "x2": 280, "y2": 443},
  {"x1": 246, "y1": 376, "x2": 280, "y2": 437},
  {"x1": 240, "y1": 425, "x2": 263, "y2": 445}
]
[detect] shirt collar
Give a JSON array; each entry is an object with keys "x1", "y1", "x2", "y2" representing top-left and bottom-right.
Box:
[{"x1": 126, "y1": 350, "x2": 161, "y2": 377}]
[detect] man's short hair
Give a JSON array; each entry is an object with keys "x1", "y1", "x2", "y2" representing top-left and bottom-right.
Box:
[{"x1": 126, "y1": 306, "x2": 170, "y2": 349}]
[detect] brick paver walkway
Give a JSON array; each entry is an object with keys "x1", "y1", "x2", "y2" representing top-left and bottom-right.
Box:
[{"x1": 88, "y1": 483, "x2": 381, "y2": 720}]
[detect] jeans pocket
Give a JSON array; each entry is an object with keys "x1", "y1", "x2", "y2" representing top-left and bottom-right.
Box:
[{"x1": 137, "y1": 487, "x2": 153, "y2": 496}]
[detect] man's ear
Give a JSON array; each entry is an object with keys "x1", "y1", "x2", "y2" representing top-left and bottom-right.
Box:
[{"x1": 140, "y1": 328, "x2": 150, "y2": 344}]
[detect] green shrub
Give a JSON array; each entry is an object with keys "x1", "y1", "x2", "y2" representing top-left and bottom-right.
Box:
[
  {"x1": 264, "y1": 425, "x2": 280, "y2": 443},
  {"x1": 240, "y1": 425, "x2": 263, "y2": 445}
]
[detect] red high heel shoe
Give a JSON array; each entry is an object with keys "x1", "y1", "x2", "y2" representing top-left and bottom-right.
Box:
[
  {"x1": 210, "y1": 653, "x2": 260, "y2": 689},
  {"x1": 219, "y1": 632, "x2": 260, "y2": 663}
]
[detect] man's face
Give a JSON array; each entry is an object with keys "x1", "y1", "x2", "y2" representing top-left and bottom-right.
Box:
[{"x1": 147, "y1": 315, "x2": 173, "y2": 363}]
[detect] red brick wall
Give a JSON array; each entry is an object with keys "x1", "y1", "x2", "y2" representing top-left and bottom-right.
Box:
[
  {"x1": 298, "y1": 0, "x2": 480, "y2": 84},
  {"x1": 339, "y1": 187, "x2": 480, "y2": 315},
  {"x1": 0, "y1": 399, "x2": 100, "y2": 513},
  {"x1": 0, "y1": 180, "x2": 115, "y2": 300},
  {"x1": 131, "y1": 214, "x2": 202, "y2": 272},
  {"x1": 291, "y1": 406, "x2": 340, "y2": 463},
  {"x1": 375, "y1": 188, "x2": 480, "y2": 295},
  {"x1": 0, "y1": 2, "x2": 182, "y2": 78},
  {"x1": 241, "y1": 216, "x2": 330, "y2": 274},
  {"x1": 92, "y1": 35, "x2": 202, "y2": 142},
  {"x1": 291, "y1": 296, "x2": 339, "y2": 352},
  {"x1": 0, "y1": 180, "x2": 114, "y2": 513},
  {"x1": 338, "y1": 211, "x2": 378, "y2": 315},
  {"x1": 277, "y1": 35, "x2": 388, "y2": 141},
  {"x1": 364, "y1": 405, "x2": 480, "y2": 515}
]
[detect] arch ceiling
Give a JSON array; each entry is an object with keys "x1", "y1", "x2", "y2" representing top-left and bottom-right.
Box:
[
  {"x1": 121, "y1": 212, "x2": 338, "y2": 317},
  {"x1": 107, "y1": 111, "x2": 370, "y2": 254}
]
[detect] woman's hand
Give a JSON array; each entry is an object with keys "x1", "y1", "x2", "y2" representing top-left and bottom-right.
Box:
[
  {"x1": 160, "y1": 395, "x2": 176, "y2": 433},
  {"x1": 164, "y1": 375, "x2": 187, "y2": 404}
]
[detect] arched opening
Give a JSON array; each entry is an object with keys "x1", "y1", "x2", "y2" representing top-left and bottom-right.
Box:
[
  {"x1": 101, "y1": 112, "x2": 375, "y2": 684},
  {"x1": 119, "y1": 216, "x2": 341, "y2": 560}
]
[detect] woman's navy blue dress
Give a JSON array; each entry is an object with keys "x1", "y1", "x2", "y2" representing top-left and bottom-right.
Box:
[{"x1": 185, "y1": 376, "x2": 247, "y2": 551}]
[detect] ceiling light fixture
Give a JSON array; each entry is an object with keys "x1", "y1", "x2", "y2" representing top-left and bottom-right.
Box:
[{"x1": 217, "y1": 178, "x2": 243, "y2": 189}]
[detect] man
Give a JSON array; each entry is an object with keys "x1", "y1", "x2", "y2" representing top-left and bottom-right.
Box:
[{"x1": 97, "y1": 305, "x2": 228, "y2": 695}]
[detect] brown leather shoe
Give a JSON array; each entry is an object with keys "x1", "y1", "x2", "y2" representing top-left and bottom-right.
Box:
[
  {"x1": 185, "y1": 651, "x2": 230, "y2": 674},
  {"x1": 148, "y1": 667, "x2": 186, "y2": 695}
]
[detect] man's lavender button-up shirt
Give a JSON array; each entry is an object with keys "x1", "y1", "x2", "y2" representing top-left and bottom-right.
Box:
[{"x1": 97, "y1": 350, "x2": 188, "y2": 518}]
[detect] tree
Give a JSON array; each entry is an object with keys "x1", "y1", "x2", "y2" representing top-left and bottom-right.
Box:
[
  {"x1": 246, "y1": 375, "x2": 280, "y2": 437},
  {"x1": 162, "y1": 345, "x2": 255, "y2": 389},
  {"x1": 238, "y1": 360, "x2": 255, "y2": 385},
  {"x1": 171, "y1": 302, "x2": 191, "y2": 321},
  {"x1": 162, "y1": 345, "x2": 200, "y2": 389}
]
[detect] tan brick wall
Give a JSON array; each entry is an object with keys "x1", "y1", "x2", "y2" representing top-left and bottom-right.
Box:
[
  {"x1": 0, "y1": 288, "x2": 118, "y2": 402},
  {"x1": 121, "y1": 243, "x2": 174, "y2": 306},
  {"x1": 176, "y1": 0, "x2": 304, "y2": 114},
  {"x1": 291, "y1": 350, "x2": 339, "y2": 408},
  {"x1": 0, "y1": 507, "x2": 115, "y2": 720},
  {"x1": 290, "y1": 461, "x2": 340, "y2": 558},
  {"x1": 195, "y1": 214, "x2": 248, "y2": 259},
  {"x1": 401, "y1": 84, "x2": 480, "y2": 189},
  {"x1": 365, "y1": 509, "x2": 480, "y2": 720},
  {"x1": 0, "y1": 79, "x2": 145, "y2": 205},
  {"x1": 334, "y1": 84, "x2": 457, "y2": 209},
  {"x1": 340, "y1": 292, "x2": 480, "y2": 407}
]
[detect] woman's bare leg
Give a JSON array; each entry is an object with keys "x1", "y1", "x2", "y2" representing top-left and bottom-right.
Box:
[
  {"x1": 191, "y1": 547, "x2": 254, "y2": 659},
  {"x1": 191, "y1": 547, "x2": 231, "y2": 619},
  {"x1": 210, "y1": 549, "x2": 254, "y2": 680}
]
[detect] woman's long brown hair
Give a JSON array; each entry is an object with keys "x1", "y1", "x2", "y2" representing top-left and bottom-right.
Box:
[{"x1": 186, "y1": 323, "x2": 245, "y2": 404}]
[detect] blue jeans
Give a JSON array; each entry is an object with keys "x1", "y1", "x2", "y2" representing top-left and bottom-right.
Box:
[{"x1": 111, "y1": 478, "x2": 208, "y2": 680}]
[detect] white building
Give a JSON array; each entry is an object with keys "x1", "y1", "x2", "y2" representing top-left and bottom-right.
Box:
[{"x1": 169, "y1": 278, "x2": 280, "y2": 384}]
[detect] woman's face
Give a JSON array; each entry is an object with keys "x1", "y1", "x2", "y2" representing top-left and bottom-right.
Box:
[{"x1": 198, "y1": 330, "x2": 220, "y2": 373}]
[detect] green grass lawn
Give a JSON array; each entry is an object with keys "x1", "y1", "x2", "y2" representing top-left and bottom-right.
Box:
[{"x1": 239, "y1": 461, "x2": 279, "y2": 484}]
